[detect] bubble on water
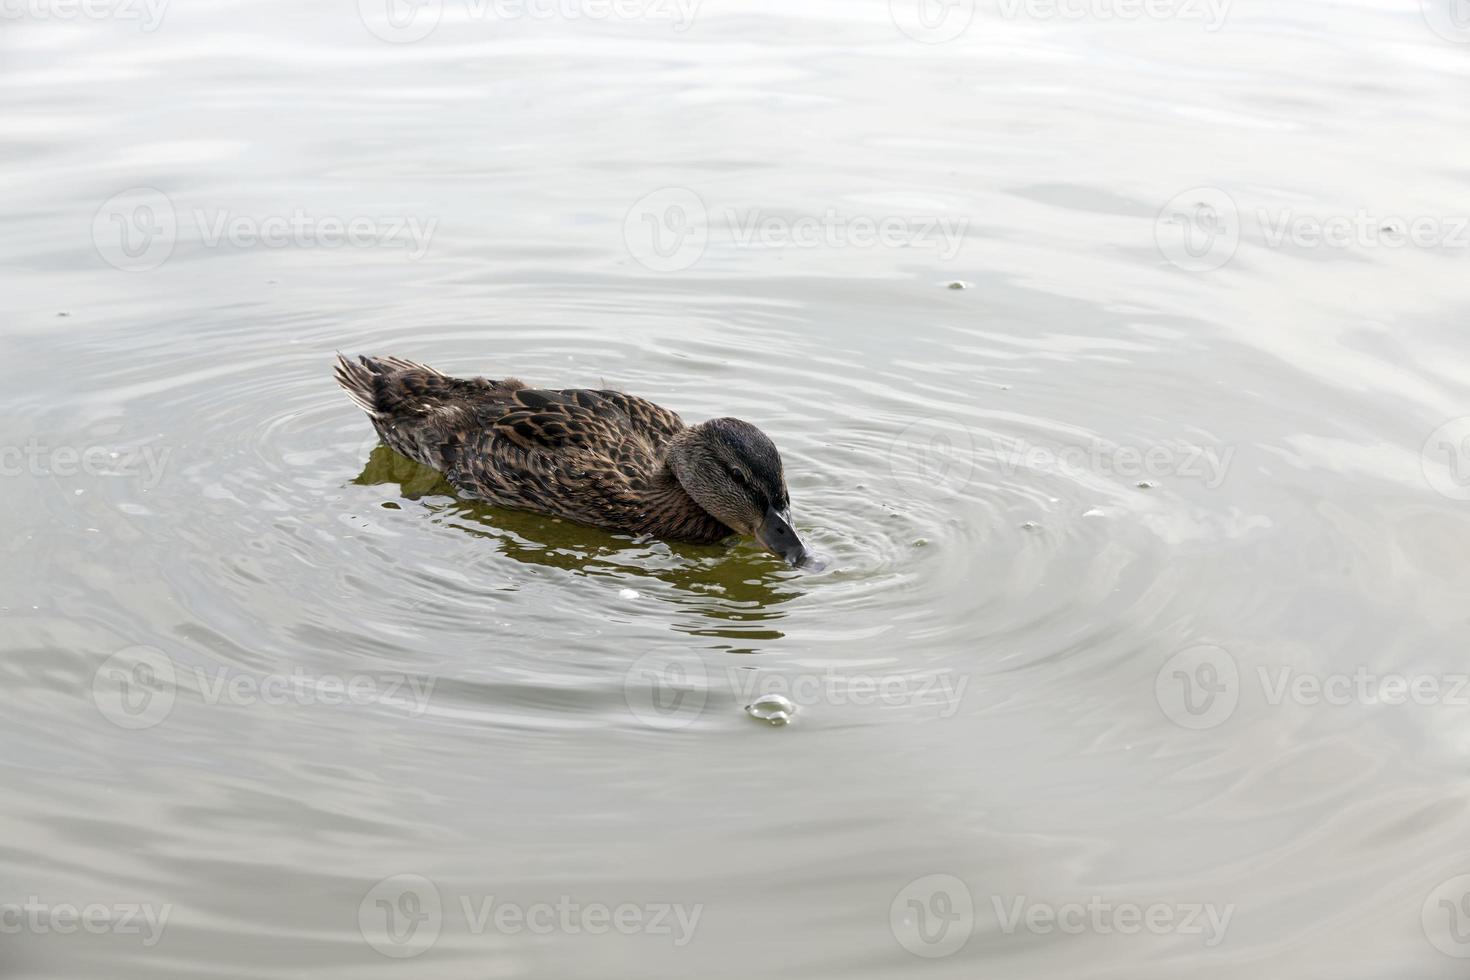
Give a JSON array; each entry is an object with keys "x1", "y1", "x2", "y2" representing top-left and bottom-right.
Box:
[
  {"x1": 618, "y1": 588, "x2": 639, "y2": 600},
  {"x1": 945, "y1": 280, "x2": 971, "y2": 290},
  {"x1": 798, "y1": 553, "x2": 830, "y2": 572},
  {"x1": 746, "y1": 694, "x2": 796, "y2": 726},
  {"x1": 1020, "y1": 521, "x2": 1042, "y2": 532},
  {"x1": 1136, "y1": 480, "x2": 1159, "y2": 490}
]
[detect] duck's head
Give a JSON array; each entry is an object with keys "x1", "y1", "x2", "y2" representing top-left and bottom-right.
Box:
[{"x1": 668, "y1": 417, "x2": 810, "y2": 566}]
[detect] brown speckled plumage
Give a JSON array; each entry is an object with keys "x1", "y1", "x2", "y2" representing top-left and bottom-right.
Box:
[{"x1": 335, "y1": 354, "x2": 795, "y2": 548}]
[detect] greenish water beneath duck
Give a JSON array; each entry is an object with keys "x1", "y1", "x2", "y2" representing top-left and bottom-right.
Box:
[{"x1": 3, "y1": 2, "x2": 1470, "y2": 977}]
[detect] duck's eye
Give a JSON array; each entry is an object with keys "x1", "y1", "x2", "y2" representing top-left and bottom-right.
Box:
[{"x1": 728, "y1": 467, "x2": 750, "y2": 486}]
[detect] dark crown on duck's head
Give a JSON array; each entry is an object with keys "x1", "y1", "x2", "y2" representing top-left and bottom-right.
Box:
[{"x1": 666, "y1": 418, "x2": 807, "y2": 565}]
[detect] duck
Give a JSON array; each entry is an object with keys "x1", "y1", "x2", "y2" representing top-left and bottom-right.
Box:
[{"x1": 334, "y1": 354, "x2": 811, "y2": 565}]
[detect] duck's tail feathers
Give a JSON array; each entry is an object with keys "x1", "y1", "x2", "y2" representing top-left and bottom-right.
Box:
[
  {"x1": 334, "y1": 353, "x2": 446, "y2": 417},
  {"x1": 334, "y1": 353, "x2": 379, "y2": 415}
]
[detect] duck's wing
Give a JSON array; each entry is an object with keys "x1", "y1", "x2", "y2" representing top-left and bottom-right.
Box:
[
  {"x1": 583, "y1": 389, "x2": 686, "y2": 451},
  {"x1": 337, "y1": 356, "x2": 686, "y2": 528},
  {"x1": 449, "y1": 387, "x2": 681, "y2": 526}
]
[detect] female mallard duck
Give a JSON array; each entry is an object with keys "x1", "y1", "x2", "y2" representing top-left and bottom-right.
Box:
[{"x1": 335, "y1": 354, "x2": 811, "y2": 565}]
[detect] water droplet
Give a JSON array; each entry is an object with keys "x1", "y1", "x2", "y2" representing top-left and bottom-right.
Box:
[
  {"x1": 946, "y1": 280, "x2": 971, "y2": 290},
  {"x1": 1020, "y1": 521, "x2": 1041, "y2": 532},
  {"x1": 1136, "y1": 480, "x2": 1158, "y2": 490},
  {"x1": 746, "y1": 694, "x2": 796, "y2": 726},
  {"x1": 618, "y1": 588, "x2": 640, "y2": 600}
]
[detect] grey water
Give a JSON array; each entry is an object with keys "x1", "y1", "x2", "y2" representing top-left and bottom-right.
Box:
[{"x1": 4, "y1": 0, "x2": 1470, "y2": 976}]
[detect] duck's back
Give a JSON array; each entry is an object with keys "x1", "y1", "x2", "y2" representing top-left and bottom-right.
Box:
[{"x1": 334, "y1": 354, "x2": 703, "y2": 533}]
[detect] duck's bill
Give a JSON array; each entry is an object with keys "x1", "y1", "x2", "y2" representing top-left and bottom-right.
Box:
[{"x1": 756, "y1": 507, "x2": 809, "y2": 566}]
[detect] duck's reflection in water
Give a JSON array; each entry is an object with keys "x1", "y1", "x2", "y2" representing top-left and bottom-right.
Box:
[{"x1": 353, "y1": 445, "x2": 802, "y2": 647}]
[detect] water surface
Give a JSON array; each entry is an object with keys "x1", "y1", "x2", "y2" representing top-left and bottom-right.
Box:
[{"x1": 4, "y1": 1, "x2": 1470, "y2": 976}]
